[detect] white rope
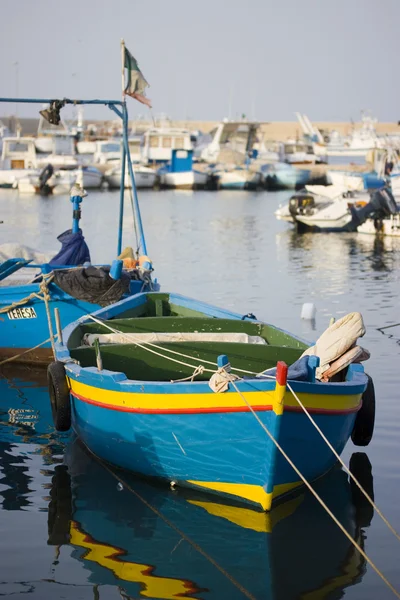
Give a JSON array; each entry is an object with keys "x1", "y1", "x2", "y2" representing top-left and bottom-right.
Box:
[
  {"x1": 83, "y1": 314, "x2": 276, "y2": 378},
  {"x1": 85, "y1": 314, "x2": 215, "y2": 374},
  {"x1": 170, "y1": 365, "x2": 205, "y2": 383},
  {"x1": 39, "y1": 278, "x2": 56, "y2": 359},
  {"x1": 286, "y1": 381, "x2": 400, "y2": 543},
  {"x1": 228, "y1": 376, "x2": 400, "y2": 599}
]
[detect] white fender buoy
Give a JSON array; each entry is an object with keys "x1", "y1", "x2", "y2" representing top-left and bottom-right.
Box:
[{"x1": 301, "y1": 303, "x2": 317, "y2": 320}]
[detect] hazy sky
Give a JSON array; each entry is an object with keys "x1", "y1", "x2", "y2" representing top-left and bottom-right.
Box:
[{"x1": 1, "y1": 0, "x2": 399, "y2": 123}]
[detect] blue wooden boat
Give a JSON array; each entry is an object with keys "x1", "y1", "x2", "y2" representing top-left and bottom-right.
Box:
[
  {"x1": 0, "y1": 96, "x2": 153, "y2": 365},
  {"x1": 48, "y1": 439, "x2": 373, "y2": 599},
  {"x1": 50, "y1": 291, "x2": 375, "y2": 511}
]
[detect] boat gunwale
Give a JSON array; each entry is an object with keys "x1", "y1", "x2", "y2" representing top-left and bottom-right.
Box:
[{"x1": 58, "y1": 291, "x2": 368, "y2": 397}]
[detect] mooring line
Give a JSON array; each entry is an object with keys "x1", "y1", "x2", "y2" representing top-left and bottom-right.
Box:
[
  {"x1": 78, "y1": 314, "x2": 400, "y2": 580},
  {"x1": 0, "y1": 337, "x2": 52, "y2": 367},
  {"x1": 81, "y1": 314, "x2": 399, "y2": 548},
  {"x1": 91, "y1": 452, "x2": 257, "y2": 600},
  {"x1": 286, "y1": 380, "x2": 400, "y2": 543},
  {"x1": 228, "y1": 378, "x2": 400, "y2": 599},
  {"x1": 81, "y1": 313, "x2": 400, "y2": 547}
]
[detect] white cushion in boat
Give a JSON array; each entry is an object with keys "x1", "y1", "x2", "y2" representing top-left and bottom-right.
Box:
[
  {"x1": 83, "y1": 332, "x2": 267, "y2": 346},
  {"x1": 301, "y1": 312, "x2": 367, "y2": 380},
  {"x1": 321, "y1": 345, "x2": 370, "y2": 381}
]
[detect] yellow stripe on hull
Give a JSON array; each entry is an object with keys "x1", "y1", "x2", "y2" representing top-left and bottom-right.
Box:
[
  {"x1": 69, "y1": 379, "x2": 361, "y2": 413},
  {"x1": 187, "y1": 480, "x2": 303, "y2": 511}
]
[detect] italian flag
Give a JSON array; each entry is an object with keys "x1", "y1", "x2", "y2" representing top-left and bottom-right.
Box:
[{"x1": 124, "y1": 47, "x2": 152, "y2": 108}]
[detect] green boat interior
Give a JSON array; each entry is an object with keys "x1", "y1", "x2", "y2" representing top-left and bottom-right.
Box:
[{"x1": 68, "y1": 294, "x2": 309, "y2": 382}]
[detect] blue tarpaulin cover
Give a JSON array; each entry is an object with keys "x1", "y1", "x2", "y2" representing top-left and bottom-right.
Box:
[
  {"x1": 262, "y1": 356, "x2": 310, "y2": 382},
  {"x1": 50, "y1": 229, "x2": 91, "y2": 266}
]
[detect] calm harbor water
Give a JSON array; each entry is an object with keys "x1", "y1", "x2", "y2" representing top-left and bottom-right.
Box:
[{"x1": 0, "y1": 188, "x2": 399, "y2": 599}]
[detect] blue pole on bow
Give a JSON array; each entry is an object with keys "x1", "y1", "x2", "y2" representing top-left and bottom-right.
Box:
[
  {"x1": 121, "y1": 101, "x2": 147, "y2": 256},
  {"x1": 117, "y1": 136, "x2": 127, "y2": 256},
  {"x1": 71, "y1": 194, "x2": 83, "y2": 233}
]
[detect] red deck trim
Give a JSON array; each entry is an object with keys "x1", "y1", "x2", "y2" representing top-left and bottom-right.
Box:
[
  {"x1": 276, "y1": 361, "x2": 288, "y2": 386},
  {"x1": 71, "y1": 391, "x2": 361, "y2": 415}
]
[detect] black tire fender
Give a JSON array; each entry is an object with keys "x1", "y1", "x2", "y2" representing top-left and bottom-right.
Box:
[
  {"x1": 351, "y1": 374, "x2": 375, "y2": 447},
  {"x1": 48, "y1": 361, "x2": 71, "y2": 432}
]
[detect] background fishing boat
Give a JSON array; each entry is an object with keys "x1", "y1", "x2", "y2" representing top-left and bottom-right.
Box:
[
  {"x1": 0, "y1": 94, "x2": 155, "y2": 365},
  {"x1": 158, "y1": 149, "x2": 209, "y2": 189}
]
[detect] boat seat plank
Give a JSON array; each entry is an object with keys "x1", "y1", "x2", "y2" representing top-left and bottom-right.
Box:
[
  {"x1": 83, "y1": 332, "x2": 268, "y2": 346},
  {"x1": 70, "y1": 342, "x2": 303, "y2": 382},
  {"x1": 81, "y1": 317, "x2": 267, "y2": 339}
]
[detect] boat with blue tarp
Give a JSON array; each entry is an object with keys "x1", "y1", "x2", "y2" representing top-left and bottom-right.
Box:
[{"x1": 0, "y1": 94, "x2": 155, "y2": 365}]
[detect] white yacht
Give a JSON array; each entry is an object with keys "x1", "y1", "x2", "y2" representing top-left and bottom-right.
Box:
[
  {"x1": 91, "y1": 141, "x2": 121, "y2": 165},
  {"x1": 195, "y1": 120, "x2": 260, "y2": 164},
  {"x1": 142, "y1": 128, "x2": 192, "y2": 164},
  {"x1": 275, "y1": 185, "x2": 352, "y2": 223},
  {"x1": 277, "y1": 184, "x2": 399, "y2": 235},
  {"x1": 0, "y1": 137, "x2": 38, "y2": 188},
  {"x1": 281, "y1": 140, "x2": 321, "y2": 164},
  {"x1": 17, "y1": 166, "x2": 103, "y2": 195},
  {"x1": 105, "y1": 164, "x2": 156, "y2": 189},
  {"x1": 36, "y1": 135, "x2": 78, "y2": 169},
  {"x1": 158, "y1": 149, "x2": 208, "y2": 189}
]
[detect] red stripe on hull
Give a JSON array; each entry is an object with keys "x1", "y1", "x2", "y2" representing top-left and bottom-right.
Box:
[{"x1": 71, "y1": 391, "x2": 361, "y2": 416}]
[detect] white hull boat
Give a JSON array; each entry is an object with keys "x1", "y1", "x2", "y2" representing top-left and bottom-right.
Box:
[
  {"x1": 282, "y1": 186, "x2": 399, "y2": 235},
  {"x1": 357, "y1": 215, "x2": 400, "y2": 237},
  {"x1": 160, "y1": 169, "x2": 208, "y2": 189},
  {"x1": 294, "y1": 198, "x2": 353, "y2": 231},
  {"x1": 328, "y1": 171, "x2": 368, "y2": 191},
  {"x1": 0, "y1": 168, "x2": 37, "y2": 189},
  {"x1": 282, "y1": 141, "x2": 321, "y2": 165},
  {"x1": 0, "y1": 137, "x2": 39, "y2": 188},
  {"x1": 105, "y1": 165, "x2": 156, "y2": 189},
  {"x1": 213, "y1": 167, "x2": 262, "y2": 190},
  {"x1": 275, "y1": 185, "x2": 357, "y2": 226},
  {"x1": 76, "y1": 140, "x2": 97, "y2": 155},
  {"x1": 18, "y1": 167, "x2": 103, "y2": 194},
  {"x1": 142, "y1": 128, "x2": 192, "y2": 163},
  {"x1": 34, "y1": 136, "x2": 55, "y2": 154}
]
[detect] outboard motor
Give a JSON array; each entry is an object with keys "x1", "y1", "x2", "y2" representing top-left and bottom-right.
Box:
[
  {"x1": 39, "y1": 163, "x2": 54, "y2": 196},
  {"x1": 289, "y1": 190, "x2": 316, "y2": 219},
  {"x1": 349, "y1": 187, "x2": 398, "y2": 228}
]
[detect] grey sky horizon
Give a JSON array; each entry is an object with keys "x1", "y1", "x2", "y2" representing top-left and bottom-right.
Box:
[{"x1": 1, "y1": 0, "x2": 399, "y2": 124}]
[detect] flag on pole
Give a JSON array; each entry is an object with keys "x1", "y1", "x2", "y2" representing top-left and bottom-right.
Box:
[{"x1": 123, "y1": 46, "x2": 152, "y2": 108}]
